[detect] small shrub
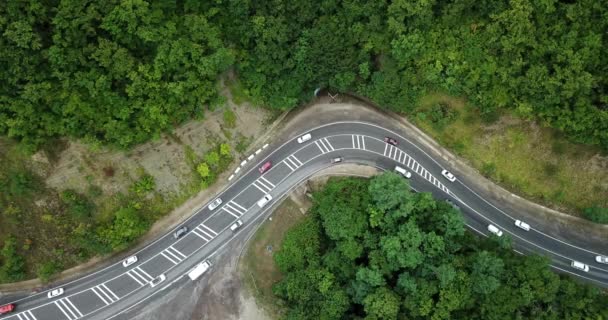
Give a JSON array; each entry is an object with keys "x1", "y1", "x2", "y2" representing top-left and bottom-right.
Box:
[
  {"x1": 481, "y1": 162, "x2": 497, "y2": 178},
  {"x1": 197, "y1": 163, "x2": 210, "y2": 178},
  {"x1": 582, "y1": 207, "x2": 608, "y2": 224},
  {"x1": 37, "y1": 261, "x2": 61, "y2": 283},
  {"x1": 205, "y1": 151, "x2": 220, "y2": 168},
  {"x1": 543, "y1": 163, "x2": 559, "y2": 177},
  {"x1": 0, "y1": 237, "x2": 26, "y2": 282},
  {"x1": 223, "y1": 108, "x2": 237, "y2": 128},
  {"x1": 130, "y1": 175, "x2": 156, "y2": 196},
  {"x1": 61, "y1": 189, "x2": 95, "y2": 220}
]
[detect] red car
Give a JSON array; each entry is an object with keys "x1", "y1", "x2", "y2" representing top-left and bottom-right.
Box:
[
  {"x1": 259, "y1": 161, "x2": 272, "y2": 173},
  {"x1": 384, "y1": 137, "x2": 398, "y2": 146},
  {"x1": 0, "y1": 304, "x2": 15, "y2": 315}
]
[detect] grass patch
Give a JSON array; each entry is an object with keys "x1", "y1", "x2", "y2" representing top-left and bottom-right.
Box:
[
  {"x1": 411, "y1": 92, "x2": 608, "y2": 215},
  {"x1": 226, "y1": 78, "x2": 249, "y2": 106},
  {"x1": 241, "y1": 198, "x2": 307, "y2": 319}
]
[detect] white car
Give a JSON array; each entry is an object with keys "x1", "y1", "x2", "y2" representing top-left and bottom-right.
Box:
[
  {"x1": 596, "y1": 255, "x2": 608, "y2": 264},
  {"x1": 122, "y1": 255, "x2": 138, "y2": 267},
  {"x1": 150, "y1": 274, "x2": 166, "y2": 287},
  {"x1": 297, "y1": 133, "x2": 312, "y2": 144},
  {"x1": 441, "y1": 169, "x2": 456, "y2": 182},
  {"x1": 571, "y1": 260, "x2": 589, "y2": 272},
  {"x1": 208, "y1": 198, "x2": 222, "y2": 211},
  {"x1": 331, "y1": 157, "x2": 343, "y2": 164},
  {"x1": 257, "y1": 194, "x2": 273, "y2": 208},
  {"x1": 487, "y1": 224, "x2": 503, "y2": 237},
  {"x1": 230, "y1": 220, "x2": 243, "y2": 232},
  {"x1": 514, "y1": 220, "x2": 530, "y2": 231},
  {"x1": 47, "y1": 288, "x2": 64, "y2": 299},
  {"x1": 395, "y1": 166, "x2": 412, "y2": 178}
]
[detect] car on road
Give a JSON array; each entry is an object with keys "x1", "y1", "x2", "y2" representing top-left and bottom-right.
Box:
[
  {"x1": 0, "y1": 304, "x2": 15, "y2": 315},
  {"x1": 122, "y1": 255, "x2": 138, "y2": 267},
  {"x1": 331, "y1": 156, "x2": 343, "y2": 164},
  {"x1": 150, "y1": 274, "x2": 166, "y2": 287},
  {"x1": 257, "y1": 194, "x2": 273, "y2": 208},
  {"x1": 230, "y1": 220, "x2": 243, "y2": 231},
  {"x1": 208, "y1": 198, "x2": 222, "y2": 211},
  {"x1": 394, "y1": 166, "x2": 412, "y2": 178},
  {"x1": 571, "y1": 260, "x2": 589, "y2": 272},
  {"x1": 384, "y1": 137, "x2": 398, "y2": 146},
  {"x1": 47, "y1": 288, "x2": 64, "y2": 299},
  {"x1": 173, "y1": 226, "x2": 188, "y2": 239},
  {"x1": 514, "y1": 220, "x2": 531, "y2": 231},
  {"x1": 596, "y1": 255, "x2": 608, "y2": 264},
  {"x1": 259, "y1": 161, "x2": 272, "y2": 174},
  {"x1": 297, "y1": 133, "x2": 312, "y2": 143},
  {"x1": 441, "y1": 169, "x2": 456, "y2": 182},
  {"x1": 487, "y1": 224, "x2": 503, "y2": 237}
]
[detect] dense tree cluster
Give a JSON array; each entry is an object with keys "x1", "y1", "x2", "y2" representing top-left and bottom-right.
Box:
[
  {"x1": 273, "y1": 174, "x2": 608, "y2": 319},
  {"x1": 1, "y1": 1, "x2": 233, "y2": 149},
  {"x1": 2, "y1": 0, "x2": 607, "y2": 150}
]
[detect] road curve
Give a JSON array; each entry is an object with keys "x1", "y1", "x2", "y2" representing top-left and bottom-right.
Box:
[{"x1": 1, "y1": 121, "x2": 606, "y2": 320}]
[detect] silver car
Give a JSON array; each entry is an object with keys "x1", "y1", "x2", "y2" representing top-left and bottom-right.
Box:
[
  {"x1": 208, "y1": 198, "x2": 222, "y2": 211},
  {"x1": 173, "y1": 226, "x2": 188, "y2": 239}
]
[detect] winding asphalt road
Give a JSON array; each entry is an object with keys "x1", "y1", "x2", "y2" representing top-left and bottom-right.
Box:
[{"x1": 1, "y1": 121, "x2": 607, "y2": 320}]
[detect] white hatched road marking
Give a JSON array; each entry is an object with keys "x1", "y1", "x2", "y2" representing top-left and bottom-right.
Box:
[
  {"x1": 169, "y1": 246, "x2": 187, "y2": 259},
  {"x1": 253, "y1": 179, "x2": 272, "y2": 192},
  {"x1": 260, "y1": 177, "x2": 275, "y2": 188},
  {"x1": 314, "y1": 140, "x2": 331, "y2": 154},
  {"x1": 321, "y1": 138, "x2": 334, "y2": 151},
  {"x1": 55, "y1": 297, "x2": 83, "y2": 320},
  {"x1": 126, "y1": 271, "x2": 144, "y2": 286},
  {"x1": 91, "y1": 287, "x2": 109, "y2": 305},
  {"x1": 191, "y1": 228, "x2": 210, "y2": 241},
  {"x1": 222, "y1": 206, "x2": 240, "y2": 219},
  {"x1": 352, "y1": 135, "x2": 365, "y2": 149},
  {"x1": 161, "y1": 252, "x2": 178, "y2": 265},
  {"x1": 283, "y1": 154, "x2": 302, "y2": 171},
  {"x1": 163, "y1": 247, "x2": 185, "y2": 263},
  {"x1": 225, "y1": 202, "x2": 245, "y2": 215},
  {"x1": 229, "y1": 201, "x2": 247, "y2": 212},
  {"x1": 251, "y1": 182, "x2": 267, "y2": 193},
  {"x1": 196, "y1": 225, "x2": 215, "y2": 239},
  {"x1": 17, "y1": 311, "x2": 36, "y2": 320},
  {"x1": 200, "y1": 224, "x2": 218, "y2": 236}
]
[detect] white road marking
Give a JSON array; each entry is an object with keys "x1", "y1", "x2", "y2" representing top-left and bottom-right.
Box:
[
  {"x1": 314, "y1": 140, "x2": 328, "y2": 154},
  {"x1": 383, "y1": 143, "x2": 388, "y2": 156},
  {"x1": 126, "y1": 271, "x2": 144, "y2": 286},
  {"x1": 200, "y1": 224, "x2": 218, "y2": 236},
  {"x1": 135, "y1": 267, "x2": 153, "y2": 281},
  {"x1": 283, "y1": 159, "x2": 294, "y2": 171},
  {"x1": 254, "y1": 179, "x2": 272, "y2": 192},
  {"x1": 91, "y1": 287, "x2": 109, "y2": 305},
  {"x1": 64, "y1": 298, "x2": 83, "y2": 318},
  {"x1": 260, "y1": 177, "x2": 275, "y2": 188},
  {"x1": 196, "y1": 226, "x2": 215, "y2": 239},
  {"x1": 17, "y1": 312, "x2": 36, "y2": 320},
  {"x1": 222, "y1": 206, "x2": 240, "y2": 219},
  {"x1": 229, "y1": 201, "x2": 247, "y2": 213},
  {"x1": 161, "y1": 252, "x2": 178, "y2": 265},
  {"x1": 54, "y1": 301, "x2": 74, "y2": 320},
  {"x1": 169, "y1": 246, "x2": 187, "y2": 259},
  {"x1": 251, "y1": 182, "x2": 267, "y2": 193},
  {"x1": 191, "y1": 229, "x2": 210, "y2": 241},
  {"x1": 225, "y1": 202, "x2": 245, "y2": 215},
  {"x1": 322, "y1": 138, "x2": 334, "y2": 151}
]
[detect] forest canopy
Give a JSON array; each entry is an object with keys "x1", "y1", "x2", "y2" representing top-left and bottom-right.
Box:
[
  {"x1": 1, "y1": 0, "x2": 607, "y2": 149},
  {"x1": 272, "y1": 174, "x2": 608, "y2": 319}
]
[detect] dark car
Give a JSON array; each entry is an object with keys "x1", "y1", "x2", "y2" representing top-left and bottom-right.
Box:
[
  {"x1": 173, "y1": 226, "x2": 188, "y2": 239},
  {"x1": 384, "y1": 137, "x2": 398, "y2": 146},
  {"x1": 259, "y1": 161, "x2": 272, "y2": 174}
]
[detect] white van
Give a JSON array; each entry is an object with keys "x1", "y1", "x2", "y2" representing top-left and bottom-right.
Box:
[
  {"x1": 188, "y1": 260, "x2": 212, "y2": 281},
  {"x1": 394, "y1": 166, "x2": 412, "y2": 178},
  {"x1": 570, "y1": 260, "x2": 589, "y2": 272},
  {"x1": 257, "y1": 194, "x2": 273, "y2": 208},
  {"x1": 230, "y1": 220, "x2": 243, "y2": 231}
]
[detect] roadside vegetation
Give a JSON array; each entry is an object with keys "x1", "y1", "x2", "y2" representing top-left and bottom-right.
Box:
[
  {"x1": 240, "y1": 198, "x2": 308, "y2": 318},
  {"x1": 0, "y1": 106, "x2": 258, "y2": 283},
  {"x1": 268, "y1": 174, "x2": 608, "y2": 319},
  {"x1": 411, "y1": 93, "x2": 608, "y2": 220}
]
